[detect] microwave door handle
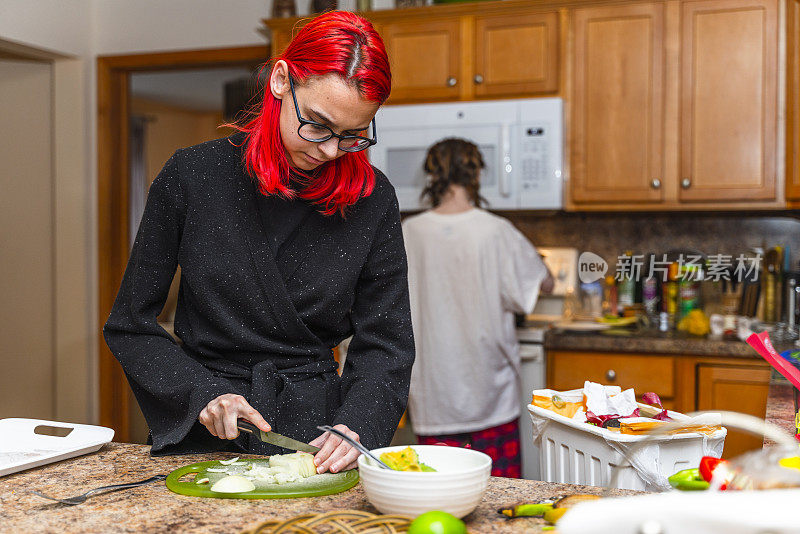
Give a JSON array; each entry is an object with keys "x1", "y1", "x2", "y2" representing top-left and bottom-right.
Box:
[{"x1": 500, "y1": 124, "x2": 512, "y2": 197}]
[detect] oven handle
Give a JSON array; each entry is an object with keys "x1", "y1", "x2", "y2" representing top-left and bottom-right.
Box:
[{"x1": 500, "y1": 123, "x2": 512, "y2": 198}]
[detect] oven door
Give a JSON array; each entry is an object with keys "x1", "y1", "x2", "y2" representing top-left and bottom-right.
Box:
[{"x1": 369, "y1": 124, "x2": 516, "y2": 212}]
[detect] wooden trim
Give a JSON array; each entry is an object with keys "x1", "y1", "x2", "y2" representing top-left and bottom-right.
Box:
[
  {"x1": 98, "y1": 46, "x2": 268, "y2": 71},
  {"x1": 97, "y1": 45, "x2": 268, "y2": 442},
  {"x1": 459, "y1": 14, "x2": 475, "y2": 101},
  {"x1": 787, "y1": 0, "x2": 800, "y2": 201},
  {"x1": 564, "y1": 199, "x2": 787, "y2": 211}
]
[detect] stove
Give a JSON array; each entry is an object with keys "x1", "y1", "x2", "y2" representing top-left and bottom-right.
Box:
[{"x1": 516, "y1": 247, "x2": 578, "y2": 479}]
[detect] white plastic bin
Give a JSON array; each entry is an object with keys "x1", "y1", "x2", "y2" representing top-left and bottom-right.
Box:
[{"x1": 528, "y1": 405, "x2": 726, "y2": 492}]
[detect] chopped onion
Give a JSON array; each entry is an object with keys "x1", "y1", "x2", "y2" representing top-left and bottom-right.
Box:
[
  {"x1": 269, "y1": 452, "x2": 316, "y2": 478},
  {"x1": 219, "y1": 457, "x2": 240, "y2": 465},
  {"x1": 206, "y1": 467, "x2": 228, "y2": 473},
  {"x1": 209, "y1": 475, "x2": 256, "y2": 493},
  {"x1": 195, "y1": 477, "x2": 210, "y2": 484}
]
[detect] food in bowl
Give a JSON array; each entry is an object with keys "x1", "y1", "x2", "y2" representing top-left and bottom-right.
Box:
[
  {"x1": 380, "y1": 446, "x2": 436, "y2": 472},
  {"x1": 358, "y1": 445, "x2": 492, "y2": 518}
]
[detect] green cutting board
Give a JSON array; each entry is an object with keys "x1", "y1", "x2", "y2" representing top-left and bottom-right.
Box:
[{"x1": 166, "y1": 459, "x2": 359, "y2": 499}]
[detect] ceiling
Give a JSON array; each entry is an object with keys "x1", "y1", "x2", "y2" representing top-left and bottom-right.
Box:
[{"x1": 130, "y1": 66, "x2": 255, "y2": 112}]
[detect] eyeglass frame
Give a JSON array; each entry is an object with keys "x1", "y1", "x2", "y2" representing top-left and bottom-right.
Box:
[{"x1": 287, "y1": 74, "x2": 378, "y2": 153}]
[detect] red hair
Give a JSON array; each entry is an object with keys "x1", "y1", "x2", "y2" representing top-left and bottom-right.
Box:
[{"x1": 229, "y1": 11, "x2": 391, "y2": 216}]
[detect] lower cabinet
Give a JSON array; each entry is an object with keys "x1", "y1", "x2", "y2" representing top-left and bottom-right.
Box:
[
  {"x1": 547, "y1": 350, "x2": 771, "y2": 459},
  {"x1": 696, "y1": 363, "x2": 772, "y2": 459}
]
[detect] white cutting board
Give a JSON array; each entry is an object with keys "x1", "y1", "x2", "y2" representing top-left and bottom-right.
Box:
[{"x1": 0, "y1": 418, "x2": 114, "y2": 477}]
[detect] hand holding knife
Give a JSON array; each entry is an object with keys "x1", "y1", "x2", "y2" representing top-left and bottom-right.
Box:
[{"x1": 236, "y1": 419, "x2": 320, "y2": 454}]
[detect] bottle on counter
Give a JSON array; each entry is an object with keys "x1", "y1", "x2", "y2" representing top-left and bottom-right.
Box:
[
  {"x1": 642, "y1": 253, "x2": 661, "y2": 325},
  {"x1": 617, "y1": 250, "x2": 636, "y2": 313},
  {"x1": 663, "y1": 262, "x2": 680, "y2": 330},
  {"x1": 603, "y1": 275, "x2": 618, "y2": 317},
  {"x1": 678, "y1": 263, "x2": 703, "y2": 321}
]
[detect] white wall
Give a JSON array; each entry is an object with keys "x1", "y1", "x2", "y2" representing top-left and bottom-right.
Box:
[
  {"x1": 0, "y1": 0, "x2": 92, "y2": 56},
  {"x1": 93, "y1": 1, "x2": 270, "y2": 54}
]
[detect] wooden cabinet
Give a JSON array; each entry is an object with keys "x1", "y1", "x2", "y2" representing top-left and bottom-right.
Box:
[
  {"x1": 473, "y1": 11, "x2": 560, "y2": 98},
  {"x1": 787, "y1": 0, "x2": 800, "y2": 203},
  {"x1": 377, "y1": 7, "x2": 560, "y2": 103},
  {"x1": 548, "y1": 350, "x2": 771, "y2": 458},
  {"x1": 569, "y1": 0, "x2": 782, "y2": 210},
  {"x1": 696, "y1": 364, "x2": 772, "y2": 458},
  {"x1": 570, "y1": 3, "x2": 665, "y2": 204},
  {"x1": 264, "y1": 2, "x2": 559, "y2": 104},
  {"x1": 679, "y1": 0, "x2": 778, "y2": 203},
  {"x1": 548, "y1": 351, "x2": 677, "y2": 407},
  {"x1": 378, "y1": 18, "x2": 463, "y2": 102}
]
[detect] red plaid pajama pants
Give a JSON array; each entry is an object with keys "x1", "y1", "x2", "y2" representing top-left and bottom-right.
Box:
[{"x1": 416, "y1": 419, "x2": 521, "y2": 478}]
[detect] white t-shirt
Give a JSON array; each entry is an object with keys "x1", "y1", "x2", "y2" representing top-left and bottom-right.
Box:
[{"x1": 402, "y1": 208, "x2": 548, "y2": 435}]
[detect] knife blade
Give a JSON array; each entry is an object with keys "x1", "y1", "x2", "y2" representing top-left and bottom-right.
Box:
[{"x1": 236, "y1": 419, "x2": 320, "y2": 454}]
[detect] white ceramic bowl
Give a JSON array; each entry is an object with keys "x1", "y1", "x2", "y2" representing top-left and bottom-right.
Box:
[{"x1": 357, "y1": 445, "x2": 492, "y2": 518}]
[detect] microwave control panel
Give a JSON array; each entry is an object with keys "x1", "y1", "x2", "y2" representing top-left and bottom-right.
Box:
[{"x1": 519, "y1": 125, "x2": 549, "y2": 192}]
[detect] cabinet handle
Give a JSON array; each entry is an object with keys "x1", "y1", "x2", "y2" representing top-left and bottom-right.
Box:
[
  {"x1": 474, "y1": 74, "x2": 484, "y2": 84},
  {"x1": 681, "y1": 178, "x2": 692, "y2": 189},
  {"x1": 651, "y1": 178, "x2": 661, "y2": 189},
  {"x1": 605, "y1": 369, "x2": 617, "y2": 382},
  {"x1": 447, "y1": 76, "x2": 457, "y2": 87}
]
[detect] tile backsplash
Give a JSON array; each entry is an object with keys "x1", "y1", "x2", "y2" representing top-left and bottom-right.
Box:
[{"x1": 504, "y1": 212, "x2": 800, "y2": 272}]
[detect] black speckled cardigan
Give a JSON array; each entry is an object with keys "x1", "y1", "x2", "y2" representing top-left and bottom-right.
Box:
[{"x1": 103, "y1": 135, "x2": 415, "y2": 456}]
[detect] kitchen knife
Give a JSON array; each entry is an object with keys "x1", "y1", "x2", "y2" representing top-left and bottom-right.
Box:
[{"x1": 236, "y1": 420, "x2": 320, "y2": 454}]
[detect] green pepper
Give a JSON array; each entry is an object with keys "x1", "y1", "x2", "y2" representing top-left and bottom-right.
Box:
[
  {"x1": 498, "y1": 503, "x2": 554, "y2": 518},
  {"x1": 668, "y1": 468, "x2": 710, "y2": 491}
]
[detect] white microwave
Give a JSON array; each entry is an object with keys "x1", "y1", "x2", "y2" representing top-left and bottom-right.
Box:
[{"x1": 370, "y1": 98, "x2": 563, "y2": 211}]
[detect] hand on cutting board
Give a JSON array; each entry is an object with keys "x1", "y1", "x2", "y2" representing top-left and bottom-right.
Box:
[
  {"x1": 310, "y1": 424, "x2": 361, "y2": 474},
  {"x1": 199, "y1": 394, "x2": 271, "y2": 440}
]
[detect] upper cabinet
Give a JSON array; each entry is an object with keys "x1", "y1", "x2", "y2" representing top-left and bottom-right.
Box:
[
  {"x1": 472, "y1": 11, "x2": 560, "y2": 98},
  {"x1": 679, "y1": 0, "x2": 777, "y2": 203},
  {"x1": 568, "y1": 0, "x2": 782, "y2": 210},
  {"x1": 265, "y1": 2, "x2": 560, "y2": 104},
  {"x1": 378, "y1": 18, "x2": 463, "y2": 102},
  {"x1": 570, "y1": 3, "x2": 665, "y2": 204}
]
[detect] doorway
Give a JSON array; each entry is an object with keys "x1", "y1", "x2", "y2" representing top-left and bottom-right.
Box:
[{"x1": 97, "y1": 45, "x2": 268, "y2": 442}]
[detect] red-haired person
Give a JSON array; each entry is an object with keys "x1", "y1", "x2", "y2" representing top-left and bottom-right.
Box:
[
  {"x1": 402, "y1": 138, "x2": 553, "y2": 478},
  {"x1": 103, "y1": 11, "x2": 413, "y2": 474}
]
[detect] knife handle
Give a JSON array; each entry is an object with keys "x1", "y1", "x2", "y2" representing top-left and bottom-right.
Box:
[{"x1": 236, "y1": 419, "x2": 259, "y2": 435}]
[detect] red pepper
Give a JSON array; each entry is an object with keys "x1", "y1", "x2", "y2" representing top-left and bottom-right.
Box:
[{"x1": 698, "y1": 456, "x2": 727, "y2": 487}]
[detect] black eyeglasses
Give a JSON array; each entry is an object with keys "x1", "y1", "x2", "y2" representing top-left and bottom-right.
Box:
[{"x1": 288, "y1": 75, "x2": 377, "y2": 153}]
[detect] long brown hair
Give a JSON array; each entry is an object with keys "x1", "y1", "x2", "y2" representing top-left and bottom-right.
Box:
[{"x1": 420, "y1": 138, "x2": 486, "y2": 208}]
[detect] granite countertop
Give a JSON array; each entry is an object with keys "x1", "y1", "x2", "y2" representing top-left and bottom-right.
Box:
[
  {"x1": 0, "y1": 443, "x2": 640, "y2": 533},
  {"x1": 543, "y1": 328, "x2": 770, "y2": 358}
]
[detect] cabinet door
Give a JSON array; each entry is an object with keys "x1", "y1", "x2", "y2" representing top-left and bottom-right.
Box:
[
  {"x1": 696, "y1": 364, "x2": 771, "y2": 459},
  {"x1": 380, "y1": 19, "x2": 462, "y2": 103},
  {"x1": 787, "y1": 0, "x2": 800, "y2": 202},
  {"x1": 679, "y1": 0, "x2": 778, "y2": 202},
  {"x1": 570, "y1": 3, "x2": 665, "y2": 204},
  {"x1": 548, "y1": 351, "x2": 676, "y2": 401},
  {"x1": 473, "y1": 11, "x2": 559, "y2": 98}
]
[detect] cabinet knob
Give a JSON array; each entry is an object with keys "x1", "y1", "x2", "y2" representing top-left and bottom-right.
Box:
[
  {"x1": 474, "y1": 74, "x2": 484, "y2": 84},
  {"x1": 605, "y1": 369, "x2": 617, "y2": 382},
  {"x1": 447, "y1": 76, "x2": 457, "y2": 87},
  {"x1": 651, "y1": 178, "x2": 661, "y2": 189},
  {"x1": 681, "y1": 178, "x2": 692, "y2": 189}
]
